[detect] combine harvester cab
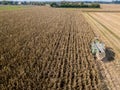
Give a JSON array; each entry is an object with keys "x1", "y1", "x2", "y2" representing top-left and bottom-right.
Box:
[{"x1": 91, "y1": 37, "x2": 106, "y2": 60}]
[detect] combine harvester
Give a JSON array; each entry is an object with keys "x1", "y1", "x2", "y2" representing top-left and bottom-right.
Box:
[{"x1": 91, "y1": 37, "x2": 106, "y2": 60}]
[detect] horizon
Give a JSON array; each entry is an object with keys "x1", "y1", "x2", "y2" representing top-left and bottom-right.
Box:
[{"x1": 0, "y1": 0, "x2": 113, "y2": 2}]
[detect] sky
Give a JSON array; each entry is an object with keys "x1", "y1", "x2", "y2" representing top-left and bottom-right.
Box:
[{"x1": 0, "y1": 0, "x2": 112, "y2": 1}]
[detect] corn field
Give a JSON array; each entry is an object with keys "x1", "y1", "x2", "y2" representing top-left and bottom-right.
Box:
[{"x1": 0, "y1": 7, "x2": 108, "y2": 90}]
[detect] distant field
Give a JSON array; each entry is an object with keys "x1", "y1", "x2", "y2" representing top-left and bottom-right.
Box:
[
  {"x1": 82, "y1": 4, "x2": 120, "y2": 12},
  {"x1": 101, "y1": 4, "x2": 120, "y2": 10},
  {"x1": 0, "y1": 5, "x2": 27, "y2": 10}
]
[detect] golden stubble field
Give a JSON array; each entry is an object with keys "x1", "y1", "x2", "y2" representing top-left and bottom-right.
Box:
[
  {"x1": 0, "y1": 6, "x2": 108, "y2": 90},
  {"x1": 83, "y1": 9, "x2": 120, "y2": 90},
  {"x1": 101, "y1": 4, "x2": 120, "y2": 10}
]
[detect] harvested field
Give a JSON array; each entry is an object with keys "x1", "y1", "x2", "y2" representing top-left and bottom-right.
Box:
[
  {"x1": 82, "y1": 4, "x2": 120, "y2": 12},
  {"x1": 0, "y1": 5, "x2": 30, "y2": 11},
  {"x1": 83, "y1": 12, "x2": 120, "y2": 90},
  {"x1": 101, "y1": 4, "x2": 120, "y2": 10},
  {"x1": 0, "y1": 7, "x2": 106, "y2": 90}
]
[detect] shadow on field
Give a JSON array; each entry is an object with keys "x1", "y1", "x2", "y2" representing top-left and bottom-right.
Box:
[{"x1": 102, "y1": 47, "x2": 115, "y2": 62}]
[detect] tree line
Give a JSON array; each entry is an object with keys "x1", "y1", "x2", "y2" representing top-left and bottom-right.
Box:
[
  {"x1": 50, "y1": 2, "x2": 100, "y2": 8},
  {"x1": 0, "y1": 1, "x2": 46, "y2": 5}
]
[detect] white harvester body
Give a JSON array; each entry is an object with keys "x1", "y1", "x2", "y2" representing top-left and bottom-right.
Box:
[{"x1": 91, "y1": 37, "x2": 106, "y2": 60}]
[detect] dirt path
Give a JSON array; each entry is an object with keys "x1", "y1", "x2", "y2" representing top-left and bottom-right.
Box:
[{"x1": 83, "y1": 12, "x2": 120, "y2": 90}]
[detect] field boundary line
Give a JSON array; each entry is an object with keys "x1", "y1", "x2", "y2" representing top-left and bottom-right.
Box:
[{"x1": 82, "y1": 10, "x2": 120, "y2": 13}]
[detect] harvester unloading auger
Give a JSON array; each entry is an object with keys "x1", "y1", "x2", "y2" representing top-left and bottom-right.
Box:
[{"x1": 91, "y1": 37, "x2": 106, "y2": 60}]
